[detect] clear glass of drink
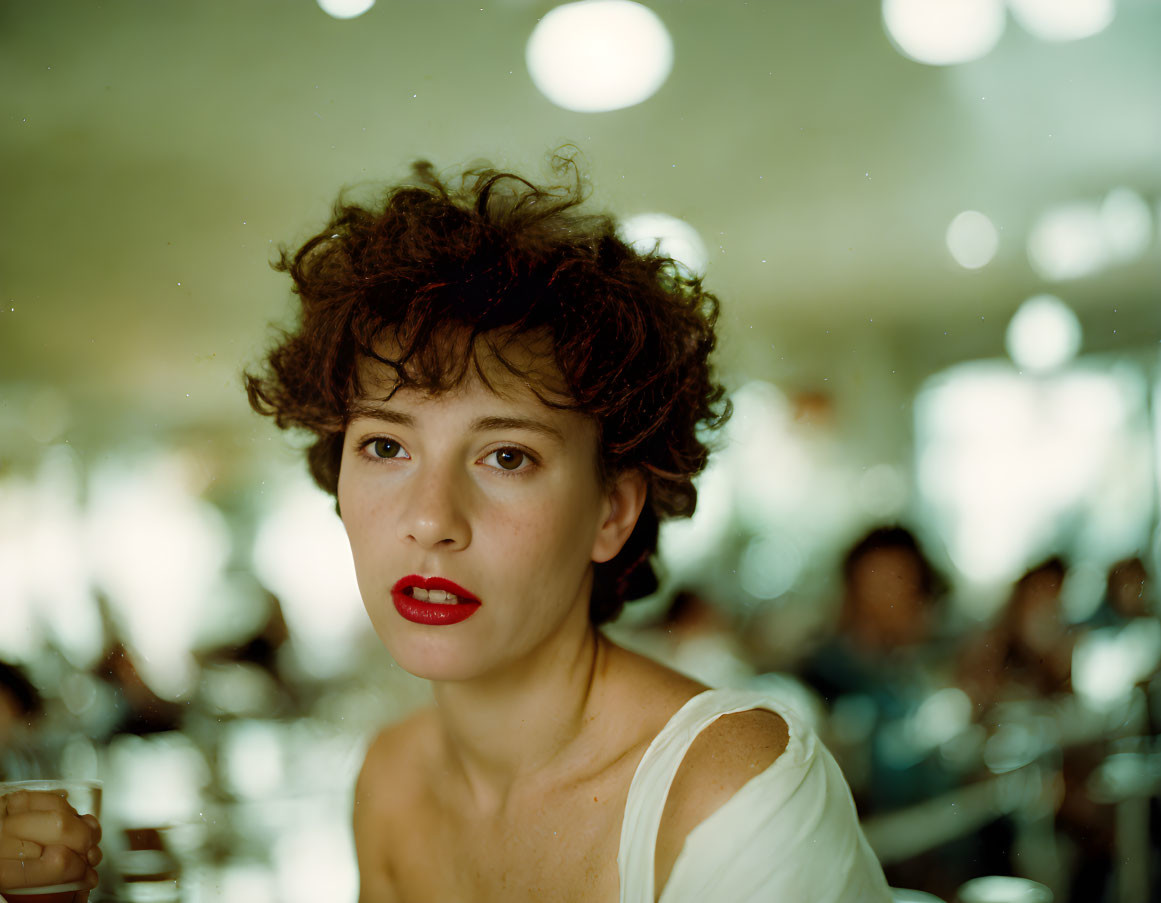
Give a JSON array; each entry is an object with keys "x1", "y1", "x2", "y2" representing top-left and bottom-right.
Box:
[{"x1": 0, "y1": 780, "x2": 102, "y2": 903}]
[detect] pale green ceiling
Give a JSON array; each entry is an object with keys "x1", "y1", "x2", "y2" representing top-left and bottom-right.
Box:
[{"x1": 2, "y1": 0, "x2": 1159, "y2": 459}]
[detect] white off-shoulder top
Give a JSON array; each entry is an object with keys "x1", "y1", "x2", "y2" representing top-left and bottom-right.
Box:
[{"x1": 618, "y1": 687, "x2": 893, "y2": 903}]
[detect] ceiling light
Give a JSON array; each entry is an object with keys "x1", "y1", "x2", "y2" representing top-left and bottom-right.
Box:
[
  {"x1": 317, "y1": 0, "x2": 374, "y2": 20},
  {"x1": 526, "y1": 1, "x2": 673, "y2": 112},
  {"x1": 1027, "y1": 202, "x2": 1107, "y2": 281},
  {"x1": 946, "y1": 210, "x2": 999, "y2": 269},
  {"x1": 1008, "y1": 0, "x2": 1114, "y2": 43},
  {"x1": 882, "y1": 0, "x2": 1005, "y2": 66},
  {"x1": 619, "y1": 212, "x2": 708, "y2": 274},
  {"x1": 1100, "y1": 187, "x2": 1152, "y2": 262},
  {"x1": 1005, "y1": 294, "x2": 1082, "y2": 373}
]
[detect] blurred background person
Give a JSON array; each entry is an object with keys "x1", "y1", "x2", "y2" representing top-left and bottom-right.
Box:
[
  {"x1": 0, "y1": 661, "x2": 47, "y2": 780},
  {"x1": 959, "y1": 558, "x2": 1073, "y2": 712},
  {"x1": 1093, "y1": 556, "x2": 1151, "y2": 627},
  {"x1": 799, "y1": 527, "x2": 965, "y2": 895}
]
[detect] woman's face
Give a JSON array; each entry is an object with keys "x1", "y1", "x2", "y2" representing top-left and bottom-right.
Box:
[{"x1": 337, "y1": 344, "x2": 637, "y2": 683}]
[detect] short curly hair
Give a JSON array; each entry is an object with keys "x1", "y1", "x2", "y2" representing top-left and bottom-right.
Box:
[{"x1": 245, "y1": 157, "x2": 729, "y2": 624}]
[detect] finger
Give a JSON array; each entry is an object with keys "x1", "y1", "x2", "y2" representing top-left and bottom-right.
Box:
[
  {"x1": 82, "y1": 813, "x2": 102, "y2": 844},
  {"x1": 0, "y1": 789, "x2": 70, "y2": 821},
  {"x1": 0, "y1": 843, "x2": 88, "y2": 888},
  {"x1": 86, "y1": 842, "x2": 102, "y2": 867},
  {"x1": 0, "y1": 836, "x2": 43, "y2": 859},
  {"x1": 40, "y1": 844, "x2": 91, "y2": 887},
  {"x1": 2, "y1": 810, "x2": 96, "y2": 854},
  {"x1": 0, "y1": 856, "x2": 30, "y2": 889},
  {"x1": 0, "y1": 790, "x2": 71, "y2": 819}
]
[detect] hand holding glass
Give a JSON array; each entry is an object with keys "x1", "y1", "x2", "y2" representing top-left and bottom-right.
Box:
[{"x1": 0, "y1": 781, "x2": 102, "y2": 903}]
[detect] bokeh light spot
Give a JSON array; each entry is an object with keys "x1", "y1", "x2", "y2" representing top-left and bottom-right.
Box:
[
  {"x1": 1027, "y1": 202, "x2": 1107, "y2": 281},
  {"x1": 1100, "y1": 186, "x2": 1152, "y2": 262},
  {"x1": 1008, "y1": 0, "x2": 1114, "y2": 43},
  {"x1": 317, "y1": 0, "x2": 374, "y2": 19},
  {"x1": 882, "y1": 0, "x2": 1005, "y2": 66},
  {"x1": 618, "y1": 213, "x2": 708, "y2": 274},
  {"x1": 1005, "y1": 294, "x2": 1082, "y2": 373},
  {"x1": 251, "y1": 480, "x2": 367, "y2": 678},
  {"x1": 946, "y1": 210, "x2": 999, "y2": 269},
  {"x1": 739, "y1": 533, "x2": 803, "y2": 600},
  {"x1": 526, "y1": 1, "x2": 673, "y2": 112}
]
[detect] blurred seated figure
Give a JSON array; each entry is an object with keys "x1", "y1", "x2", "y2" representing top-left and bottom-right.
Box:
[
  {"x1": 1073, "y1": 556, "x2": 1159, "y2": 711},
  {"x1": 799, "y1": 529, "x2": 957, "y2": 795},
  {"x1": 954, "y1": 558, "x2": 1073, "y2": 881},
  {"x1": 196, "y1": 591, "x2": 298, "y2": 718},
  {"x1": 958, "y1": 558, "x2": 1152, "y2": 902},
  {"x1": 837, "y1": 526, "x2": 945, "y2": 655},
  {"x1": 212, "y1": 591, "x2": 291, "y2": 678},
  {"x1": 93, "y1": 644, "x2": 184, "y2": 738},
  {"x1": 802, "y1": 526, "x2": 952, "y2": 759},
  {"x1": 1097, "y1": 555, "x2": 1151, "y2": 626},
  {"x1": 1064, "y1": 556, "x2": 1160, "y2": 901},
  {"x1": 800, "y1": 526, "x2": 962, "y2": 896},
  {"x1": 958, "y1": 558, "x2": 1073, "y2": 711},
  {"x1": 0, "y1": 660, "x2": 46, "y2": 780}
]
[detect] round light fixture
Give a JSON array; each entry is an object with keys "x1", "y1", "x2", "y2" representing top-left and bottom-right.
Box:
[
  {"x1": 1008, "y1": 0, "x2": 1114, "y2": 43},
  {"x1": 317, "y1": 0, "x2": 374, "y2": 20},
  {"x1": 1005, "y1": 294, "x2": 1082, "y2": 373},
  {"x1": 1027, "y1": 202, "x2": 1107, "y2": 281},
  {"x1": 618, "y1": 212, "x2": 708, "y2": 274},
  {"x1": 882, "y1": 0, "x2": 1005, "y2": 66},
  {"x1": 1100, "y1": 187, "x2": 1153, "y2": 262},
  {"x1": 946, "y1": 210, "x2": 999, "y2": 269},
  {"x1": 526, "y1": 1, "x2": 674, "y2": 112}
]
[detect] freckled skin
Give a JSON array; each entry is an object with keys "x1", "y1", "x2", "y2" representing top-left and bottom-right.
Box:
[
  {"x1": 341, "y1": 346, "x2": 789, "y2": 903},
  {"x1": 337, "y1": 354, "x2": 612, "y2": 685}
]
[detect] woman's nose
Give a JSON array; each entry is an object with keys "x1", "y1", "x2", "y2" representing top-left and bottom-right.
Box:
[{"x1": 397, "y1": 465, "x2": 471, "y2": 550}]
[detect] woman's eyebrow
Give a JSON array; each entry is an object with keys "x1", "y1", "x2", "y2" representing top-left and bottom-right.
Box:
[
  {"x1": 349, "y1": 406, "x2": 563, "y2": 442},
  {"x1": 471, "y1": 415, "x2": 564, "y2": 442},
  {"x1": 349, "y1": 404, "x2": 414, "y2": 426}
]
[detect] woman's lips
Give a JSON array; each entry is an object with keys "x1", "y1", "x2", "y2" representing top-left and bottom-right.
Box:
[{"x1": 391, "y1": 575, "x2": 481, "y2": 626}]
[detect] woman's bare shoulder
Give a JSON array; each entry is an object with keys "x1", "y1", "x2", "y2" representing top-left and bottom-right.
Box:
[
  {"x1": 353, "y1": 708, "x2": 440, "y2": 903},
  {"x1": 600, "y1": 639, "x2": 708, "y2": 721},
  {"x1": 355, "y1": 706, "x2": 439, "y2": 808}
]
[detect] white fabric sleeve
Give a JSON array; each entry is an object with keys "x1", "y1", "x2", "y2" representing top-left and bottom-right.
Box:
[{"x1": 618, "y1": 687, "x2": 892, "y2": 903}]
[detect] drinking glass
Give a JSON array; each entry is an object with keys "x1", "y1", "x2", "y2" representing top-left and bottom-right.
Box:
[{"x1": 0, "y1": 780, "x2": 102, "y2": 903}]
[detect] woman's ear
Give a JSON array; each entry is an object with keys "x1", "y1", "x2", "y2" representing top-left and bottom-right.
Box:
[{"x1": 592, "y1": 469, "x2": 648, "y2": 564}]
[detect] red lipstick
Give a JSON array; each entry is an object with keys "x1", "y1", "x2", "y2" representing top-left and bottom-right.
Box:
[{"x1": 392, "y1": 575, "x2": 481, "y2": 626}]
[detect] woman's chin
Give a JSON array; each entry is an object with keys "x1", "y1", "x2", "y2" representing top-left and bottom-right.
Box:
[
  {"x1": 397, "y1": 659, "x2": 482, "y2": 682},
  {"x1": 380, "y1": 636, "x2": 487, "y2": 683}
]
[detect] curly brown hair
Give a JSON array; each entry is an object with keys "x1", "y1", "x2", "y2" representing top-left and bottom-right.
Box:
[{"x1": 245, "y1": 156, "x2": 729, "y2": 624}]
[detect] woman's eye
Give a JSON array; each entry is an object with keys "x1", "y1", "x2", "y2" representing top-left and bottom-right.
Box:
[
  {"x1": 487, "y1": 448, "x2": 528, "y2": 472},
  {"x1": 368, "y1": 438, "x2": 407, "y2": 459}
]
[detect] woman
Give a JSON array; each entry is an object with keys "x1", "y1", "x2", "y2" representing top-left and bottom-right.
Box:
[{"x1": 246, "y1": 158, "x2": 890, "y2": 902}]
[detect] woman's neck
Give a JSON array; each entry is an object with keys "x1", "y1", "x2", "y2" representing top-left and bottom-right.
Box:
[{"x1": 428, "y1": 616, "x2": 611, "y2": 814}]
